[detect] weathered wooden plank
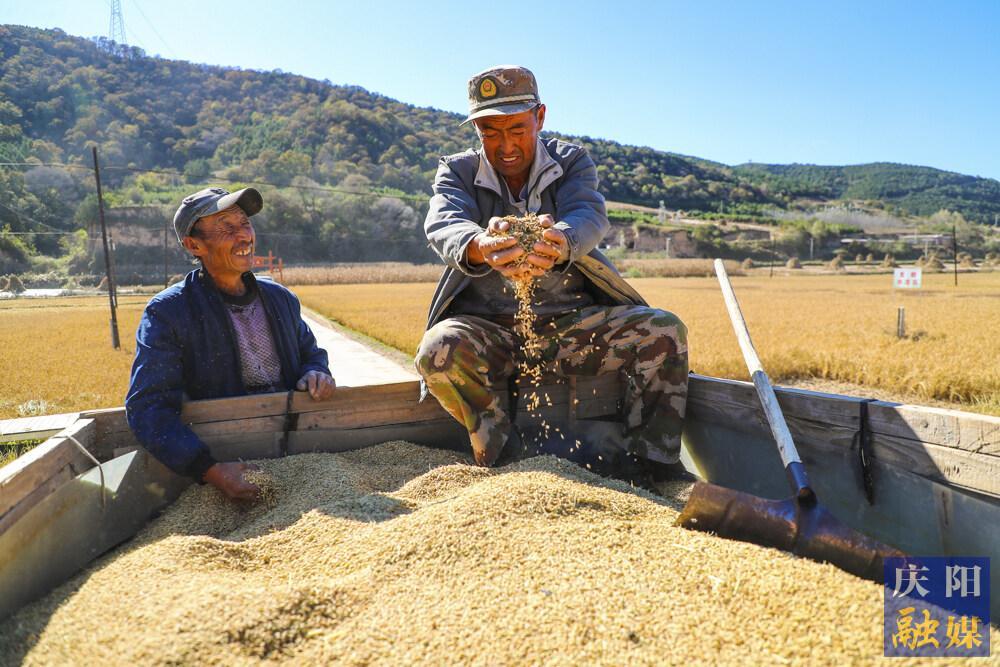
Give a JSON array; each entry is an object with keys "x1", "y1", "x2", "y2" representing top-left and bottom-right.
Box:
[
  {"x1": 201, "y1": 432, "x2": 282, "y2": 462},
  {"x1": 287, "y1": 419, "x2": 469, "y2": 455},
  {"x1": 180, "y1": 375, "x2": 622, "y2": 426},
  {"x1": 688, "y1": 374, "x2": 863, "y2": 430},
  {"x1": 178, "y1": 391, "x2": 290, "y2": 423},
  {"x1": 690, "y1": 375, "x2": 1000, "y2": 458},
  {"x1": 78, "y1": 407, "x2": 130, "y2": 461},
  {"x1": 0, "y1": 413, "x2": 80, "y2": 444},
  {"x1": 0, "y1": 419, "x2": 96, "y2": 524},
  {"x1": 686, "y1": 374, "x2": 1000, "y2": 500},
  {"x1": 0, "y1": 465, "x2": 77, "y2": 536},
  {"x1": 297, "y1": 394, "x2": 447, "y2": 431},
  {"x1": 870, "y1": 433, "x2": 1000, "y2": 499},
  {"x1": 867, "y1": 401, "x2": 1000, "y2": 457},
  {"x1": 178, "y1": 382, "x2": 423, "y2": 424},
  {"x1": 191, "y1": 415, "x2": 286, "y2": 439},
  {"x1": 686, "y1": 381, "x2": 859, "y2": 453}
]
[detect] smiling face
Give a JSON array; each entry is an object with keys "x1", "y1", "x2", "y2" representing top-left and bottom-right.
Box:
[
  {"x1": 474, "y1": 105, "x2": 546, "y2": 192},
  {"x1": 182, "y1": 205, "x2": 255, "y2": 284}
]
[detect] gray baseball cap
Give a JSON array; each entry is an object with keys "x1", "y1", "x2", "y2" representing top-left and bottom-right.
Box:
[
  {"x1": 462, "y1": 65, "x2": 540, "y2": 126},
  {"x1": 172, "y1": 187, "x2": 263, "y2": 242}
]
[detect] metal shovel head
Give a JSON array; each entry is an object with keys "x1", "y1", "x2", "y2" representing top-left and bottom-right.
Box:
[{"x1": 676, "y1": 481, "x2": 906, "y2": 582}]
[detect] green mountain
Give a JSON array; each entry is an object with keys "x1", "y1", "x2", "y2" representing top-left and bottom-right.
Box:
[
  {"x1": 1, "y1": 24, "x2": 998, "y2": 268},
  {"x1": 733, "y1": 162, "x2": 1000, "y2": 222}
]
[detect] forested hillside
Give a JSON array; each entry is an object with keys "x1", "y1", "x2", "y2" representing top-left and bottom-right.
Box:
[
  {"x1": 1, "y1": 24, "x2": 998, "y2": 269},
  {"x1": 733, "y1": 162, "x2": 1000, "y2": 221}
]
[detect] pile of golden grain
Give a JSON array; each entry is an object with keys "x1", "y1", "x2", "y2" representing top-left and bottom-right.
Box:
[{"x1": 2, "y1": 442, "x2": 993, "y2": 665}]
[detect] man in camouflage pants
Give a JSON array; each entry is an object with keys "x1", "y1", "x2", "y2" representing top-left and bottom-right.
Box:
[{"x1": 416, "y1": 65, "x2": 688, "y2": 468}]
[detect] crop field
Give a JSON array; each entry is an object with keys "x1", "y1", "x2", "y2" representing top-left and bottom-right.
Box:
[
  {"x1": 0, "y1": 296, "x2": 147, "y2": 420},
  {"x1": 1, "y1": 272, "x2": 997, "y2": 428},
  {"x1": 296, "y1": 271, "x2": 1000, "y2": 415}
]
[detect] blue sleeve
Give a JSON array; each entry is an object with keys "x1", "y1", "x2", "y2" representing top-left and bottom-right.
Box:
[
  {"x1": 288, "y1": 291, "x2": 330, "y2": 377},
  {"x1": 552, "y1": 149, "x2": 610, "y2": 263},
  {"x1": 124, "y1": 302, "x2": 216, "y2": 479},
  {"x1": 424, "y1": 159, "x2": 492, "y2": 276}
]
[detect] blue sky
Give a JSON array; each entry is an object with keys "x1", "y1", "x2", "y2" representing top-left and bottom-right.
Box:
[{"x1": 4, "y1": 0, "x2": 999, "y2": 179}]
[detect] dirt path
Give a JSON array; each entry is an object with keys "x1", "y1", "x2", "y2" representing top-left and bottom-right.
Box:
[{"x1": 301, "y1": 310, "x2": 419, "y2": 387}]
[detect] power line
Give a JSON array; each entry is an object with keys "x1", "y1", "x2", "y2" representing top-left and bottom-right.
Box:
[
  {"x1": 0, "y1": 162, "x2": 429, "y2": 202},
  {"x1": 0, "y1": 200, "x2": 71, "y2": 234},
  {"x1": 128, "y1": 0, "x2": 174, "y2": 57}
]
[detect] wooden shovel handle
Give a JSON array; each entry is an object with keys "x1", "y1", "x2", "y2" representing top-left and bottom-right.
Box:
[{"x1": 714, "y1": 260, "x2": 806, "y2": 477}]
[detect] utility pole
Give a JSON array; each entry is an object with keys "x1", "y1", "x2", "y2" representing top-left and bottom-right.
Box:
[
  {"x1": 953, "y1": 223, "x2": 958, "y2": 287},
  {"x1": 164, "y1": 217, "x2": 169, "y2": 289},
  {"x1": 92, "y1": 147, "x2": 120, "y2": 349},
  {"x1": 769, "y1": 235, "x2": 775, "y2": 278}
]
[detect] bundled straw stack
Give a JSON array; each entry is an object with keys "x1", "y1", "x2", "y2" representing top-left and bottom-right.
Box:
[{"x1": 1, "y1": 442, "x2": 994, "y2": 665}]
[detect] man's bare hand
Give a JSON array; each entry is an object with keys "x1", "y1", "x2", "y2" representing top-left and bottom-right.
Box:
[
  {"x1": 522, "y1": 214, "x2": 569, "y2": 276},
  {"x1": 203, "y1": 462, "x2": 261, "y2": 501},
  {"x1": 466, "y1": 217, "x2": 531, "y2": 279},
  {"x1": 296, "y1": 370, "x2": 336, "y2": 400}
]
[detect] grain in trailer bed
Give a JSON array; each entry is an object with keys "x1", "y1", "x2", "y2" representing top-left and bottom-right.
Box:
[{"x1": 1, "y1": 441, "x2": 995, "y2": 665}]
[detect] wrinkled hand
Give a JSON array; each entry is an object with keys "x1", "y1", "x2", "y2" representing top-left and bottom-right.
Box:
[
  {"x1": 467, "y1": 217, "x2": 528, "y2": 279},
  {"x1": 522, "y1": 214, "x2": 569, "y2": 276},
  {"x1": 203, "y1": 462, "x2": 261, "y2": 502},
  {"x1": 296, "y1": 370, "x2": 336, "y2": 400},
  {"x1": 467, "y1": 215, "x2": 569, "y2": 280}
]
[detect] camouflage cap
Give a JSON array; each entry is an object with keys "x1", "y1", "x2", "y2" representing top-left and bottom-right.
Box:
[{"x1": 462, "y1": 65, "x2": 540, "y2": 126}]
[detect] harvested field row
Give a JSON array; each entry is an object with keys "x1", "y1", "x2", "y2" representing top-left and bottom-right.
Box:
[
  {"x1": 4, "y1": 441, "x2": 991, "y2": 665},
  {"x1": 295, "y1": 271, "x2": 1000, "y2": 415},
  {"x1": 1, "y1": 272, "x2": 998, "y2": 420},
  {"x1": 281, "y1": 262, "x2": 444, "y2": 285},
  {"x1": 0, "y1": 296, "x2": 146, "y2": 419}
]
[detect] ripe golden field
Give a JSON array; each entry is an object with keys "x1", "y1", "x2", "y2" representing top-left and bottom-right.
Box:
[
  {"x1": 0, "y1": 296, "x2": 147, "y2": 420},
  {"x1": 0, "y1": 271, "x2": 997, "y2": 424},
  {"x1": 295, "y1": 271, "x2": 1000, "y2": 415}
]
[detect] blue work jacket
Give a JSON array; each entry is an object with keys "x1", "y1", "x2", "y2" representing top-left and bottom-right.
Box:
[{"x1": 125, "y1": 269, "x2": 329, "y2": 478}]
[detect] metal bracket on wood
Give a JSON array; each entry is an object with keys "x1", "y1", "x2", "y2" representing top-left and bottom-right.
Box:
[
  {"x1": 65, "y1": 434, "x2": 106, "y2": 510},
  {"x1": 278, "y1": 390, "x2": 297, "y2": 457},
  {"x1": 852, "y1": 399, "x2": 877, "y2": 505}
]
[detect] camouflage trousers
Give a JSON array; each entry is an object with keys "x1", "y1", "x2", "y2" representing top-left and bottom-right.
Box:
[{"x1": 415, "y1": 305, "x2": 688, "y2": 466}]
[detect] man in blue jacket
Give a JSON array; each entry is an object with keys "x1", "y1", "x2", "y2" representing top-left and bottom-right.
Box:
[
  {"x1": 126, "y1": 187, "x2": 334, "y2": 500},
  {"x1": 415, "y1": 66, "x2": 688, "y2": 471}
]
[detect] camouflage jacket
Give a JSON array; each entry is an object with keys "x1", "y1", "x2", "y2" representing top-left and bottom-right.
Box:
[{"x1": 423, "y1": 138, "x2": 647, "y2": 335}]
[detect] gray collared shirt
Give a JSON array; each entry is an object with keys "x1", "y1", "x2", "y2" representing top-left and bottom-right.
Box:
[{"x1": 448, "y1": 142, "x2": 594, "y2": 320}]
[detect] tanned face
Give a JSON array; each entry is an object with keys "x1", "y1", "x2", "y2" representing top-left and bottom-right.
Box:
[
  {"x1": 474, "y1": 105, "x2": 546, "y2": 192},
  {"x1": 182, "y1": 205, "x2": 255, "y2": 284}
]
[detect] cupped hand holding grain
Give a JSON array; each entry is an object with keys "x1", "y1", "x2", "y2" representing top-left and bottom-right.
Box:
[
  {"x1": 467, "y1": 217, "x2": 528, "y2": 278},
  {"x1": 522, "y1": 214, "x2": 569, "y2": 273},
  {"x1": 203, "y1": 461, "x2": 263, "y2": 502}
]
